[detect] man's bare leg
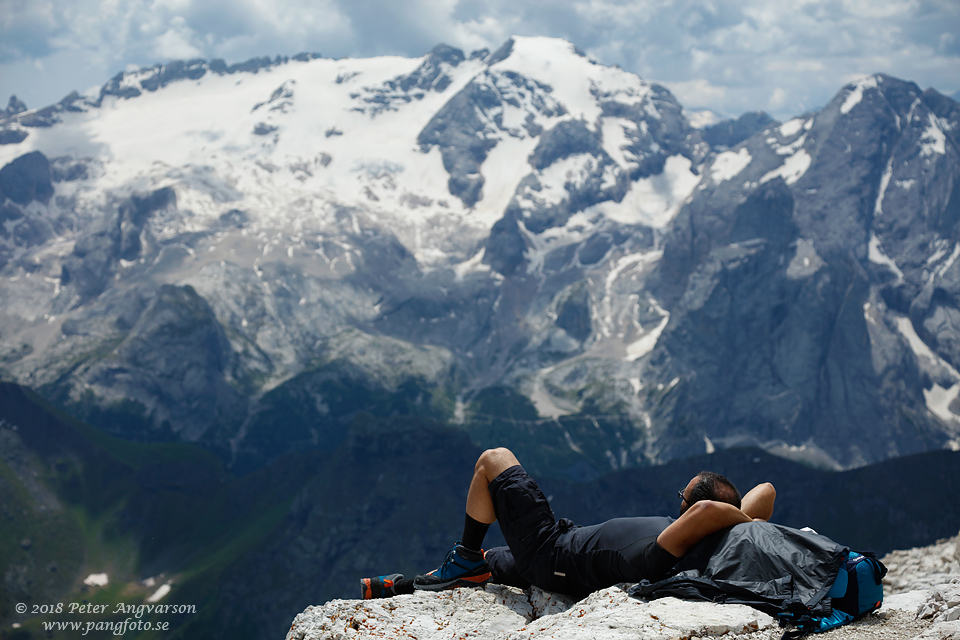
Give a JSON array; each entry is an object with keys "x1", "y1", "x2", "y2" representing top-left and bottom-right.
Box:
[
  {"x1": 466, "y1": 447, "x2": 521, "y2": 525},
  {"x1": 413, "y1": 448, "x2": 519, "y2": 591}
]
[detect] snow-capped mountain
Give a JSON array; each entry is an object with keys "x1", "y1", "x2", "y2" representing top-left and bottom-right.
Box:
[{"x1": 1, "y1": 37, "x2": 958, "y2": 475}]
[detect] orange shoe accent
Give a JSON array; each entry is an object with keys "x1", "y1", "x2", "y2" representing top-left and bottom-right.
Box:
[{"x1": 461, "y1": 572, "x2": 492, "y2": 584}]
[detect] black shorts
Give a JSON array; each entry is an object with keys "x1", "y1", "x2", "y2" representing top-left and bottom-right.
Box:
[
  {"x1": 486, "y1": 466, "x2": 679, "y2": 597},
  {"x1": 486, "y1": 465, "x2": 572, "y2": 593}
]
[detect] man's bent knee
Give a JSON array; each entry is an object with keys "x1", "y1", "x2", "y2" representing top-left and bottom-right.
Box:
[{"x1": 476, "y1": 448, "x2": 520, "y2": 482}]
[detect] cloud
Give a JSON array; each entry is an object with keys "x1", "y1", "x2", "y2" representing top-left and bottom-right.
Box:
[
  {"x1": 153, "y1": 17, "x2": 203, "y2": 59},
  {"x1": 669, "y1": 78, "x2": 728, "y2": 109},
  {"x1": 0, "y1": 0, "x2": 957, "y2": 120}
]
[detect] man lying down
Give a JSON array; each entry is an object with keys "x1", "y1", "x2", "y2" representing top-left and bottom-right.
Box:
[{"x1": 361, "y1": 446, "x2": 777, "y2": 601}]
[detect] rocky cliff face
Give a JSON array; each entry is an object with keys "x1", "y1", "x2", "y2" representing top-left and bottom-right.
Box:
[
  {"x1": 0, "y1": 40, "x2": 958, "y2": 474},
  {"x1": 644, "y1": 75, "x2": 960, "y2": 468}
]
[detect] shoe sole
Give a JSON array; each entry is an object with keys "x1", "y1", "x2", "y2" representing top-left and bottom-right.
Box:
[{"x1": 413, "y1": 571, "x2": 492, "y2": 591}]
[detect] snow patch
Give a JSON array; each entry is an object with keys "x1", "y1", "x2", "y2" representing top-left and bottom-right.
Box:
[
  {"x1": 601, "y1": 118, "x2": 635, "y2": 169},
  {"x1": 83, "y1": 573, "x2": 109, "y2": 587},
  {"x1": 534, "y1": 153, "x2": 602, "y2": 207},
  {"x1": 840, "y1": 76, "x2": 879, "y2": 115},
  {"x1": 760, "y1": 150, "x2": 811, "y2": 186},
  {"x1": 936, "y1": 243, "x2": 960, "y2": 279},
  {"x1": 762, "y1": 442, "x2": 843, "y2": 471},
  {"x1": 624, "y1": 314, "x2": 669, "y2": 361},
  {"x1": 924, "y1": 384, "x2": 960, "y2": 424},
  {"x1": 869, "y1": 233, "x2": 904, "y2": 280},
  {"x1": 491, "y1": 36, "x2": 653, "y2": 125},
  {"x1": 453, "y1": 247, "x2": 490, "y2": 280},
  {"x1": 524, "y1": 211, "x2": 603, "y2": 275},
  {"x1": 921, "y1": 113, "x2": 947, "y2": 156},
  {"x1": 774, "y1": 134, "x2": 806, "y2": 156},
  {"x1": 146, "y1": 582, "x2": 172, "y2": 603},
  {"x1": 475, "y1": 133, "x2": 542, "y2": 228},
  {"x1": 600, "y1": 251, "x2": 663, "y2": 338},
  {"x1": 894, "y1": 316, "x2": 960, "y2": 422},
  {"x1": 875, "y1": 158, "x2": 893, "y2": 216},
  {"x1": 600, "y1": 155, "x2": 699, "y2": 227},
  {"x1": 529, "y1": 365, "x2": 578, "y2": 418},
  {"x1": 927, "y1": 243, "x2": 949, "y2": 266},
  {"x1": 778, "y1": 118, "x2": 805, "y2": 137},
  {"x1": 710, "y1": 148, "x2": 751, "y2": 183}
]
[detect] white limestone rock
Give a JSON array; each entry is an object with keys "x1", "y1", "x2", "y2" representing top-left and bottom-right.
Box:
[
  {"x1": 288, "y1": 531, "x2": 960, "y2": 640},
  {"x1": 286, "y1": 585, "x2": 775, "y2": 640},
  {"x1": 882, "y1": 531, "x2": 960, "y2": 594},
  {"x1": 914, "y1": 620, "x2": 960, "y2": 640},
  {"x1": 501, "y1": 587, "x2": 774, "y2": 640},
  {"x1": 917, "y1": 581, "x2": 960, "y2": 623},
  {"x1": 286, "y1": 585, "x2": 531, "y2": 640},
  {"x1": 879, "y1": 588, "x2": 932, "y2": 617}
]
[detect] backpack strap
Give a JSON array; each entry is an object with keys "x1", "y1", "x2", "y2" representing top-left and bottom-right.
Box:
[
  {"x1": 778, "y1": 614, "x2": 817, "y2": 640},
  {"x1": 778, "y1": 599, "x2": 819, "y2": 639},
  {"x1": 860, "y1": 552, "x2": 887, "y2": 584},
  {"x1": 780, "y1": 628, "x2": 810, "y2": 640}
]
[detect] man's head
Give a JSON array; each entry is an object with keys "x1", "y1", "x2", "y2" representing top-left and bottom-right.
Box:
[{"x1": 679, "y1": 471, "x2": 741, "y2": 515}]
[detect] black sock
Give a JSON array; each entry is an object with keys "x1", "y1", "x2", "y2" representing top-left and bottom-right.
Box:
[
  {"x1": 461, "y1": 514, "x2": 490, "y2": 554},
  {"x1": 393, "y1": 577, "x2": 416, "y2": 595}
]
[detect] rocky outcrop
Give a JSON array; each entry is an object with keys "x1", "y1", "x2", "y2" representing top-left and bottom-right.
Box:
[
  {"x1": 60, "y1": 186, "x2": 175, "y2": 298},
  {"x1": 701, "y1": 111, "x2": 777, "y2": 150},
  {"x1": 354, "y1": 44, "x2": 467, "y2": 116},
  {"x1": 284, "y1": 580, "x2": 960, "y2": 640},
  {"x1": 286, "y1": 585, "x2": 776, "y2": 640},
  {"x1": 0, "y1": 97, "x2": 29, "y2": 145},
  {"x1": 0, "y1": 151, "x2": 53, "y2": 205},
  {"x1": 3, "y1": 95, "x2": 27, "y2": 117},
  {"x1": 883, "y1": 530, "x2": 960, "y2": 593},
  {"x1": 417, "y1": 66, "x2": 566, "y2": 207},
  {"x1": 287, "y1": 531, "x2": 960, "y2": 640}
]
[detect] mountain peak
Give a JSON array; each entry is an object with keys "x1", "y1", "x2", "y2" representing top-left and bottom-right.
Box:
[
  {"x1": 0, "y1": 42, "x2": 957, "y2": 479},
  {"x1": 4, "y1": 95, "x2": 27, "y2": 117}
]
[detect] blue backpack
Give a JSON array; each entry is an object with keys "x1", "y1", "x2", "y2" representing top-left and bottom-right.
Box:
[{"x1": 778, "y1": 551, "x2": 887, "y2": 638}]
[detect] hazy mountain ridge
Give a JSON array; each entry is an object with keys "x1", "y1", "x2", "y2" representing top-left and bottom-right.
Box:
[{"x1": 0, "y1": 38, "x2": 959, "y2": 476}]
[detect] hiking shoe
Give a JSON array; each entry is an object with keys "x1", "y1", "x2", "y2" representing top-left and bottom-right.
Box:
[
  {"x1": 413, "y1": 542, "x2": 491, "y2": 591},
  {"x1": 360, "y1": 573, "x2": 403, "y2": 599}
]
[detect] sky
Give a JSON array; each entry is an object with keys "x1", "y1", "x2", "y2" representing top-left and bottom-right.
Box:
[{"x1": 1, "y1": 0, "x2": 958, "y2": 122}]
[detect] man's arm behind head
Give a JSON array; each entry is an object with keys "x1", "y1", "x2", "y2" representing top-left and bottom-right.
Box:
[
  {"x1": 741, "y1": 482, "x2": 776, "y2": 521},
  {"x1": 656, "y1": 500, "x2": 754, "y2": 558}
]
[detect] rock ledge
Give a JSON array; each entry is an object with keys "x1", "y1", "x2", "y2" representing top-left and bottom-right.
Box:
[{"x1": 287, "y1": 530, "x2": 960, "y2": 640}]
